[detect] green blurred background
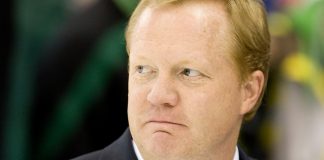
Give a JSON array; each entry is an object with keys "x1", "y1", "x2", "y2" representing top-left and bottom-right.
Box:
[{"x1": 1, "y1": 0, "x2": 323, "y2": 159}]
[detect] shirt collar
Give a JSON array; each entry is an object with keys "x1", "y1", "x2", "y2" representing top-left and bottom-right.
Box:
[
  {"x1": 233, "y1": 146, "x2": 239, "y2": 160},
  {"x1": 132, "y1": 140, "x2": 144, "y2": 160},
  {"x1": 132, "y1": 140, "x2": 239, "y2": 160}
]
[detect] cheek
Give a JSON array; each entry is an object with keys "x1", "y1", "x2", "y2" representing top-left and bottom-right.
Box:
[
  {"x1": 127, "y1": 82, "x2": 148, "y2": 120},
  {"x1": 183, "y1": 82, "x2": 242, "y2": 137},
  {"x1": 128, "y1": 84, "x2": 151, "y2": 140},
  {"x1": 185, "y1": 90, "x2": 227, "y2": 125}
]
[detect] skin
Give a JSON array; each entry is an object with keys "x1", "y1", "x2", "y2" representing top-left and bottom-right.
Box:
[{"x1": 127, "y1": 1, "x2": 264, "y2": 160}]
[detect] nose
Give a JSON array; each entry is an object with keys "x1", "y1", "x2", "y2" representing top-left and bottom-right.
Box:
[{"x1": 147, "y1": 76, "x2": 179, "y2": 107}]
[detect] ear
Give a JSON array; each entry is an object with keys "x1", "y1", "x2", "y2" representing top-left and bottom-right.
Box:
[{"x1": 240, "y1": 70, "x2": 265, "y2": 115}]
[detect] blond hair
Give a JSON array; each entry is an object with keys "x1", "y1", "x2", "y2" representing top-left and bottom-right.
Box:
[{"x1": 125, "y1": 0, "x2": 270, "y2": 120}]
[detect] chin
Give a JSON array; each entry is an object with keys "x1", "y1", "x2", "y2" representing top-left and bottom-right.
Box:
[
  {"x1": 147, "y1": 132, "x2": 176, "y2": 151},
  {"x1": 141, "y1": 133, "x2": 191, "y2": 160}
]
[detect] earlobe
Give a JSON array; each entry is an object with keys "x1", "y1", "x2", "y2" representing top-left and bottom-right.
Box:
[{"x1": 240, "y1": 70, "x2": 265, "y2": 115}]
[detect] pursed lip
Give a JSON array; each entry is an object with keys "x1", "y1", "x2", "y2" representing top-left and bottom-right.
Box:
[
  {"x1": 145, "y1": 119, "x2": 187, "y2": 127},
  {"x1": 144, "y1": 119, "x2": 188, "y2": 135}
]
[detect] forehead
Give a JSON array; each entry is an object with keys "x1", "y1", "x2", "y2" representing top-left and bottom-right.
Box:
[
  {"x1": 129, "y1": 0, "x2": 232, "y2": 62},
  {"x1": 132, "y1": 1, "x2": 229, "y2": 42}
]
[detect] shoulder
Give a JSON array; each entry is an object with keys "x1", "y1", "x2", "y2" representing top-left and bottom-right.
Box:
[
  {"x1": 72, "y1": 150, "x2": 102, "y2": 160},
  {"x1": 71, "y1": 128, "x2": 137, "y2": 160}
]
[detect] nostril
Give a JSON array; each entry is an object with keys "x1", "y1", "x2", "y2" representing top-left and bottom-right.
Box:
[{"x1": 163, "y1": 103, "x2": 175, "y2": 108}]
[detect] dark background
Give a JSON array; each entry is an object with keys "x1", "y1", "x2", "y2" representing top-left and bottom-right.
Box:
[{"x1": 2, "y1": 0, "x2": 324, "y2": 160}]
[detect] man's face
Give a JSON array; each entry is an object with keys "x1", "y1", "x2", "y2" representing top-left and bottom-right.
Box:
[{"x1": 128, "y1": 1, "x2": 245, "y2": 159}]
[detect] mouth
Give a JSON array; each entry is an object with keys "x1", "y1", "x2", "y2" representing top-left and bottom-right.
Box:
[
  {"x1": 145, "y1": 120, "x2": 188, "y2": 129},
  {"x1": 144, "y1": 120, "x2": 188, "y2": 136},
  {"x1": 147, "y1": 120, "x2": 186, "y2": 127},
  {"x1": 147, "y1": 121, "x2": 183, "y2": 135}
]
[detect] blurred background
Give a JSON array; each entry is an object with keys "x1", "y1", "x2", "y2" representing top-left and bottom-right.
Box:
[{"x1": 1, "y1": 0, "x2": 323, "y2": 159}]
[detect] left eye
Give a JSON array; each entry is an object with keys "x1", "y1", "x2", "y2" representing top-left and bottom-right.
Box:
[{"x1": 182, "y1": 68, "x2": 201, "y2": 77}]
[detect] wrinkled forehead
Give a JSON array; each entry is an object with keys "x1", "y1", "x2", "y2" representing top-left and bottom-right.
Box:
[{"x1": 129, "y1": 0, "x2": 231, "y2": 49}]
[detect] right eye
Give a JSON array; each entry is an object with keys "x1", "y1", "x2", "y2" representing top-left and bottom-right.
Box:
[{"x1": 135, "y1": 65, "x2": 153, "y2": 74}]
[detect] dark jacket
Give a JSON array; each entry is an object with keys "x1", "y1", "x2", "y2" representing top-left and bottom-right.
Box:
[{"x1": 72, "y1": 128, "x2": 254, "y2": 160}]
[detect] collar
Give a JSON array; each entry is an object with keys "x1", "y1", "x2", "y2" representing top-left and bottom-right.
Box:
[
  {"x1": 132, "y1": 140, "x2": 239, "y2": 160},
  {"x1": 234, "y1": 146, "x2": 239, "y2": 160},
  {"x1": 132, "y1": 140, "x2": 144, "y2": 160}
]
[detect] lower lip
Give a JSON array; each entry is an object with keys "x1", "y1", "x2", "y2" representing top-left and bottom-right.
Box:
[{"x1": 146, "y1": 122, "x2": 186, "y2": 136}]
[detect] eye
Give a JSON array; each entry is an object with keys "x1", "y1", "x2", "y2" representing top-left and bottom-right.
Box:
[
  {"x1": 182, "y1": 68, "x2": 201, "y2": 77},
  {"x1": 136, "y1": 65, "x2": 153, "y2": 74}
]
